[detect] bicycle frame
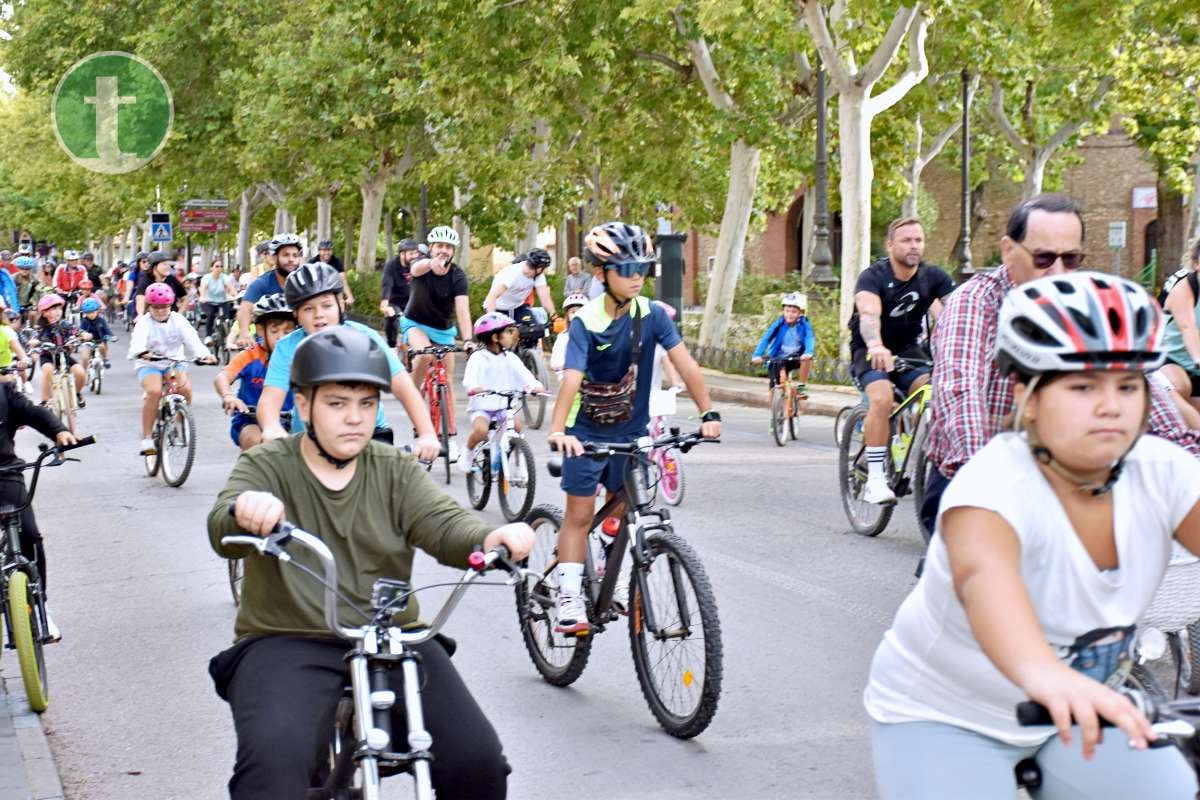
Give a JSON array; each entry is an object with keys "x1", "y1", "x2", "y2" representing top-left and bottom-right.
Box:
[
  {"x1": 416, "y1": 349, "x2": 456, "y2": 434},
  {"x1": 889, "y1": 382, "x2": 932, "y2": 481}
]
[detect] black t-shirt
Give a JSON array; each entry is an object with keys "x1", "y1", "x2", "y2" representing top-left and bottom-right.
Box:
[
  {"x1": 307, "y1": 253, "x2": 344, "y2": 273},
  {"x1": 0, "y1": 381, "x2": 64, "y2": 473},
  {"x1": 135, "y1": 271, "x2": 186, "y2": 311},
  {"x1": 848, "y1": 258, "x2": 955, "y2": 354},
  {"x1": 404, "y1": 263, "x2": 468, "y2": 330},
  {"x1": 381, "y1": 256, "x2": 412, "y2": 306}
]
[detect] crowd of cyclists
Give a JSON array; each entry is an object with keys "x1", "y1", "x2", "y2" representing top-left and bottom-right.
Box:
[{"x1": 5, "y1": 194, "x2": 1200, "y2": 797}]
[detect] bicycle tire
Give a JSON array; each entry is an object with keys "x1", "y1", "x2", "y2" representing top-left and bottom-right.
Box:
[
  {"x1": 143, "y1": 418, "x2": 161, "y2": 477},
  {"x1": 520, "y1": 350, "x2": 547, "y2": 429},
  {"x1": 659, "y1": 449, "x2": 685, "y2": 506},
  {"x1": 833, "y1": 404, "x2": 856, "y2": 446},
  {"x1": 8, "y1": 571, "x2": 48, "y2": 712},
  {"x1": 498, "y1": 437, "x2": 536, "y2": 522},
  {"x1": 437, "y1": 385, "x2": 451, "y2": 485},
  {"x1": 57, "y1": 377, "x2": 76, "y2": 435},
  {"x1": 514, "y1": 504, "x2": 592, "y2": 686},
  {"x1": 1187, "y1": 621, "x2": 1200, "y2": 695},
  {"x1": 628, "y1": 530, "x2": 722, "y2": 738},
  {"x1": 788, "y1": 393, "x2": 799, "y2": 441},
  {"x1": 770, "y1": 391, "x2": 787, "y2": 447},
  {"x1": 910, "y1": 422, "x2": 933, "y2": 543},
  {"x1": 160, "y1": 400, "x2": 197, "y2": 487},
  {"x1": 838, "y1": 405, "x2": 893, "y2": 536},
  {"x1": 92, "y1": 360, "x2": 103, "y2": 395},
  {"x1": 466, "y1": 446, "x2": 492, "y2": 510},
  {"x1": 228, "y1": 559, "x2": 243, "y2": 606}
]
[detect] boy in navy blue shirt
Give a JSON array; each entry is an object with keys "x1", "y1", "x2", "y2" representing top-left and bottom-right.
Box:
[
  {"x1": 751, "y1": 291, "x2": 815, "y2": 400},
  {"x1": 547, "y1": 222, "x2": 721, "y2": 634}
]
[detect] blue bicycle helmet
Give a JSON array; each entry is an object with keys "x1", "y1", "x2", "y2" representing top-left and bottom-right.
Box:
[
  {"x1": 80, "y1": 298, "x2": 102, "y2": 314},
  {"x1": 13, "y1": 256, "x2": 35, "y2": 270}
]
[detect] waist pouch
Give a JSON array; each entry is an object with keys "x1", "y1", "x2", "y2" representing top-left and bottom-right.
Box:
[{"x1": 580, "y1": 365, "x2": 637, "y2": 425}]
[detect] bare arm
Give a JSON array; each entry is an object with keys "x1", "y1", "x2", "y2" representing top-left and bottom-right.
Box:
[
  {"x1": 536, "y1": 283, "x2": 556, "y2": 317},
  {"x1": 483, "y1": 281, "x2": 506, "y2": 314},
  {"x1": 198, "y1": 279, "x2": 208, "y2": 304},
  {"x1": 944, "y1": 506, "x2": 1153, "y2": 755},
  {"x1": 390, "y1": 369, "x2": 436, "y2": 440},
  {"x1": 236, "y1": 300, "x2": 254, "y2": 345},
  {"x1": 929, "y1": 297, "x2": 944, "y2": 322},
  {"x1": 256, "y1": 385, "x2": 289, "y2": 439},
  {"x1": 1166, "y1": 280, "x2": 1200, "y2": 365},
  {"x1": 855, "y1": 291, "x2": 884, "y2": 348},
  {"x1": 214, "y1": 371, "x2": 248, "y2": 413},
  {"x1": 454, "y1": 295, "x2": 472, "y2": 343},
  {"x1": 549, "y1": 368, "x2": 583, "y2": 435},
  {"x1": 136, "y1": 293, "x2": 146, "y2": 317},
  {"x1": 1173, "y1": 499, "x2": 1200, "y2": 557},
  {"x1": 665, "y1": 343, "x2": 712, "y2": 413},
  {"x1": 409, "y1": 257, "x2": 434, "y2": 277}
]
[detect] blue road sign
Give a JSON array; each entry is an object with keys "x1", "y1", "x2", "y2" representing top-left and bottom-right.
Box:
[{"x1": 151, "y1": 221, "x2": 172, "y2": 242}]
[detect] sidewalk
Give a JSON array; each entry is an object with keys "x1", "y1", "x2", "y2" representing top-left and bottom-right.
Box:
[
  {"x1": 0, "y1": 670, "x2": 64, "y2": 800},
  {"x1": 689, "y1": 367, "x2": 859, "y2": 417}
]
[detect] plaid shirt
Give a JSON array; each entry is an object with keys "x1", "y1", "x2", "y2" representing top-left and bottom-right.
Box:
[{"x1": 926, "y1": 264, "x2": 1200, "y2": 477}]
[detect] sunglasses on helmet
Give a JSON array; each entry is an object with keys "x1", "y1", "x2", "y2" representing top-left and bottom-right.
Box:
[
  {"x1": 1013, "y1": 240, "x2": 1086, "y2": 271},
  {"x1": 604, "y1": 261, "x2": 653, "y2": 278}
]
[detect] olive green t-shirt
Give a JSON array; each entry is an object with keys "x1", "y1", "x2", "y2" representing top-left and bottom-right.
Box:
[{"x1": 207, "y1": 436, "x2": 492, "y2": 642}]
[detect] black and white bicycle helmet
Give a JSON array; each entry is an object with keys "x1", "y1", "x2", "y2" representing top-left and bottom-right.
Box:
[
  {"x1": 252, "y1": 293, "x2": 294, "y2": 324},
  {"x1": 285, "y1": 262, "x2": 344, "y2": 309},
  {"x1": 583, "y1": 222, "x2": 656, "y2": 267}
]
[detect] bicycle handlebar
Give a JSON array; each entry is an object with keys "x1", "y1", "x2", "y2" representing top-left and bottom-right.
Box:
[
  {"x1": 1017, "y1": 689, "x2": 1200, "y2": 737},
  {"x1": 0, "y1": 436, "x2": 95, "y2": 513},
  {"x1": 553, "y1": 429, "x2": 719, "y2": 458},
  {"x1": 409, "y1": 345, "x2": 463, "y2": 357},
  {"x1": 221, "y1": 504, "x2": 520, "y2": 644}
]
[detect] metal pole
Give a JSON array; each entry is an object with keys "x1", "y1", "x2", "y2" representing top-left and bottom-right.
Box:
[
  {"x1": 419, "y1": 184, "x2": 429, "y2": 241},
  {"x1": 809, "y1": 68, "x2": 836, "y2": 287},
  {"x1": 656, "y1": 233, "x2": 687, "y2": 325},
  {"x1": 955, "y1": 68, "x2": 974, "y2": 279}
]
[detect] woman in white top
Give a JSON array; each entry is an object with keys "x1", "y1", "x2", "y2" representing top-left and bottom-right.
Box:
[{"x1": 865, "y1": 272, "x2": 1200, "y2": 799}]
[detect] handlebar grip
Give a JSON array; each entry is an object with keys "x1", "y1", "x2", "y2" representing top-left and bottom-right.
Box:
[
  {"x1": 1015, "y1": 701, "x2": 1054, "y2": 727},
  {"x1": 59, "y1": 435, "x2": 95, "y2": 452},
  {"x1": 547, "y1": 457, "x2": 563, "y2": 478}
]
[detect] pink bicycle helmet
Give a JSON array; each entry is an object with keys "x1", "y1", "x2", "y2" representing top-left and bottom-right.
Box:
[
  {"x1": 473, "y1": 312, "x2": 516, "y2": 340},
  {"x1": 144, "y1": 282, "x2": 176, "y2": 306},
  {"x1": 652, "y1": 299, "x2": 677, "y2": 320},
  {"x1": 36, "y1": 294, "x2": 64, "y2": 312}
]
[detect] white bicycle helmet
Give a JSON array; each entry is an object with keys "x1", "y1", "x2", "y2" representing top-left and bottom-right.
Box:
[
  {"x1": 781, "y1": 291, "x2": 807, "y2": 309},
  {"x1": 426, "y1": 226, "x2": 460, "y2": 248},
  {"x1": 563, "y1": 292, "x2": 588, "y2": 310},
  {"x1": 995, "y1": 271, "x2": 1165, "y2": 377},
  {"x1": 269, "y1": 233, "x2": 302, "y2": 254}
]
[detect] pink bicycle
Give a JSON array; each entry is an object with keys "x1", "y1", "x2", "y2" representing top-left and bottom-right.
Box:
[{"x1": 648, "y1": 388, "x2": 685, "y2": 506}]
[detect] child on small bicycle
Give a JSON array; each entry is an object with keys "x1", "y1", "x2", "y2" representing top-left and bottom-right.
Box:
[
  {"x1": 30, "y1": 294, "x2": 89, "y2": 409},
  {"x1": 548, "y1": 222, "x2": 721, "y2": 634},
  {"x1": 865, "y1": 273, "x2": 1200, "y2": 798},
  {"x1": 78, "y1": 297, "x2": 112, "y2": 375},
  {"x1": 128, "y1": 282, "x2": 214, "y2": 456},
  {"x1": 214, "y1": 295, "x2": 296, "y2": 451},
  {"x1": 751, "y1": 291, "x2": 814, "y2": 400},
  {"x1": 459, "y1": 312, "x2": 545, "y2": 474},
  {"x1": 549, "y1": 292, "x2": 587, "y2": 379}
]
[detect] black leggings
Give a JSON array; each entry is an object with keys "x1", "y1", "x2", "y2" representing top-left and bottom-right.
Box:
[
  {"x1": 0, "y1": 478, "x2": 45, "y2": 596},
  {"x1": 209, "y1": 635, "x2": 509, "y2": 800}
]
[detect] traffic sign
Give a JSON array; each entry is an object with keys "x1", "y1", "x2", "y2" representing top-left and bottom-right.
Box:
[
  {"x1": 181, "y1": 208, "x2": 228, "y2": 220},
  {"x1": 179, "y1": 221, "x2": 230, "y2": 233},
  {"x1": 149, "y1": 211, "x2": 171, "y2": 242},
  {"x1": 1108, "y1": 221, "x2": 1127, "y2": 249},
  {"x1": 184, "y1": 198, "x2": 229, "y2": 208}
]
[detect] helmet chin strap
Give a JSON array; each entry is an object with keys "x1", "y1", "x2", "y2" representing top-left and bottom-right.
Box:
[
  {"x1": 603, "y1": 277, "x2": 631, "y2": 312},
  {"x1": 1016, "y1": 373, "x2": 1147, "y2": 497}
]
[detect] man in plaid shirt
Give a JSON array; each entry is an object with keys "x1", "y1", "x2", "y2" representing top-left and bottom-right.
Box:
[{"x1": 922, "y1": 194, "x2": 1200, "y2": 535}]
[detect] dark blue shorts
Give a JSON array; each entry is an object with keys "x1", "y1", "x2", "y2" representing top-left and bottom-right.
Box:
[
  {"x1": 560, "y1": 431, "x2": 636, "y2": 497},
  {"x1": 851, "y1": 347, "x2": 930, "y2": 396},
  {"x1": 230, "y1": 411, "x2": 257, "y2": 446}
]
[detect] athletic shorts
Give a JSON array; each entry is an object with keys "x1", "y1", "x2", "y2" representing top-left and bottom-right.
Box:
[
  {"x1": 559, "y1": 431, "x2": 636, "y2": 497},
  {"x1": 767, "y1": 355, "x2": 807, "y2": 388},
  {"x1": 136, "y1": 362, "x2": 188, "y2": 383},
  {"x1": 400, "y1": 317, "x2": 457, "y2": 346},
  {"x1": 230, "y1": 411, "x2": 256, "y2": 446},
  {"x1": 851, "y1": 346, "x2": 930, "y2": 396},
  {"x1": 38, "y1": 353, "x2": 76, "y2": 368},
  {"x1": 469, "y1": 409, "x2": 507, "y2": 427}
]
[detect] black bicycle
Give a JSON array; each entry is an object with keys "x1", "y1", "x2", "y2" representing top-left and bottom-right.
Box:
[
  {"x1": 514, "y1": 319, "x2": 551, "y2": 429},
  {"x1": 518, "y1": 428, "x2": 723, "y2": 738},
  {"x1": 0, "y1": 436, "x2": 94, "y2": 712},
  {"x1": 220, "y1": 515, "x2": 523, "y2": 800}
]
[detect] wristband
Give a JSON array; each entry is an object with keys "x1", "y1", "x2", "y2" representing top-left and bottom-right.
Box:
[
  {"x1": 548, "y1": 431, "x2": 565, "y2": 438},
  {"x1": 700, "y1": 410, "x2": 721, "y2": 423}
]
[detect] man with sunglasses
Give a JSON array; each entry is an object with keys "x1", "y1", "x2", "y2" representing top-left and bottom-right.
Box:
[
  {"x1": 484, "y1": 247, "x2": 558, "y2": 326},
  {"x1": 850, "y1": 217, "x2": 956, "y2": 505},
  {"x1": 922, "y1": 193, "x2": 1200, "y2": 536}
]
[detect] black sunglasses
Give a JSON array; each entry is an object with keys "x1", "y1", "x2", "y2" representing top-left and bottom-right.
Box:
[
  {"x1": 605, "y1": 261, "x2": 653, "y2": 278},
  {"x1": 1014, "y1": 240, "x2": 1086, "y2": 270}
]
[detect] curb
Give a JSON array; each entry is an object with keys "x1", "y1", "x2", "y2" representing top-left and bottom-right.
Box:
[
  {"x1": 696, "y1": 385, "x2": 850, "y2": 417},
  {"x1": 1, "y1": 674, "x2": 64, "y2": 800}
]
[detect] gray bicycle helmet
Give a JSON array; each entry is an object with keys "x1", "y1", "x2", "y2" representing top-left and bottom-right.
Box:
[
  {"x1": 285, "y1": 262, "x2": 344, "y2": 308},
  {"x1": 269, "y1": 233, "x2": 302, "y2": 255},
  {"x1": 291, "y1": 327, "x2": 390, "y2": 390},
  {"x1": 147, "y1": 251, "x2": 174, "y2": 268},
  {"x1": 252, "y1": 293, "x2": 294, "y2": 324}
]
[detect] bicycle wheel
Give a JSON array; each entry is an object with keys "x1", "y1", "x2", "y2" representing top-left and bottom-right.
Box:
[
  {"x1": 658, "y1": 449, "x2": 685, "y2": 506},
  {"x1": 628, "y1": 530, "x2": 722, "y2": 738},
  {"x1": 520, "y1": 350, "x2": 547, "y2": 429},
  {"x1": 56, "y1": 377, "x2": 76, "y2": 435},
  {"x1": 228, "y1": 559, "x2": 243, "y2": 606},
  {"x1": 437, "y1": 386, "x2": 451, "y2": 484},
  {"x1": 1187, "y1": 621, "x2": 1200, "y2": 695},
  {"x1": 770, "y1": 391, "x2": 787, "y2": 447},
  {"x1": 160, "y1": 400, "x2": 197, "y2": 487},
  {"x1": 498, "y1": 437, "x2": 536, "y2": 522},
  {"x1": 8, "y1": 571, "x2": 48, "y2": 712},
  {"x1": 788, "y1": 393, "x2": 800, "y2": 440},
  {"x1": 514, "y1": 504, "x2": 592, "y2": 686},
  {"x1": 910, "y1": 423, "x2": 933, "y2": 543},
  {"x1": 838, "y1": 405, "x2": 893, "y2": 536},
  {"x1": 833, "y1": 404, "x2": 856, "y2": 446},
  {"x1": 143, "y1": 418, "x2": 161, "y2": 477},
  {"x1": 466, "y1": 446, "x2": 492, "y2": 510}
]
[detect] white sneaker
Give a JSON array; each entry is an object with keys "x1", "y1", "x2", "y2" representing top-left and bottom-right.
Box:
[
  {"x1": 139, "y1": 437, "x2": 157, "y2": 456},
  {"x1": 43, "y1": 606, "x2": 61, "y2": 643},
  {"x1": 447, "y1": 439, "x2": 461, "y2": 464},
  {"x1": 457, "y1": 444, "x2": 480, "y2": 474},
  {"x1": 612, "y1": 576, "x2": 631, "y2": 616},
  {"x1": 862, "y1": 475, "x2": 896, "y2": 505},
  {"x1": 554, "y1": 592, "x2": 590, "y2": 635}
]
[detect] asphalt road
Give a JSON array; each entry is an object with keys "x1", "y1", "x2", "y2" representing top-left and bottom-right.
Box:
[{"x1": 7, "y1": 334, "x2": 932, "y2": 800}]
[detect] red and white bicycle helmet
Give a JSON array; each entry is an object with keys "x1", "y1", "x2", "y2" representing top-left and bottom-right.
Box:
[
  {"x1": 144, "y1": 282, "x2": 176, "y2": 306},
  {"x1": 473, "y1": 311, "x2": 516, "y2": 340},
  {"x1": 36, "y1": 294, "x2": 64, "y2": 312},
  {"x1": 995, "y1": 272, "x2": 1165, "y2": 377}
]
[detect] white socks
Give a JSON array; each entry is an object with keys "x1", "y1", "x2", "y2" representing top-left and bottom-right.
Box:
[
  {"x1": 866, "y1": 446, "x2": 887, "y2": 480},
  {"x1": 557, "y1": 562, "x2": 584, "y2": 597}
]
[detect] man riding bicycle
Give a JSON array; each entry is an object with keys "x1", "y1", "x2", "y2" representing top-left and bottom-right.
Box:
[
  {"x1": 483, "y1": 247, "x2": 558, "y2": 325},
  {"x1": 403, "y1": 225, "x2": 473, "y2": 463},
  {"x1": 207, "y1": 327, "x2": 534, "y2": 799},
  {"x1": 236, "y1": 235, "x2": 302, "y2": 349},
  {"x1": 849, "y1": 217, "x2": 954, "y2": 506}
]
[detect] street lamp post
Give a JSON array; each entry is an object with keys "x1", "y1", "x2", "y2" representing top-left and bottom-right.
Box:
[
  {"x1": 809, "y1": 68, "x2": 837, "y2": 288},
  {"x1": 955, "y1": 68, "x2": 973, "y2": 280}
]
